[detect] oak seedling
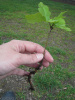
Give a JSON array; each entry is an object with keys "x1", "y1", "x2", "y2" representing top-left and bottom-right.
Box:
[{"x1": 25, "y1": 2, "x2": 71, "y2": 91}]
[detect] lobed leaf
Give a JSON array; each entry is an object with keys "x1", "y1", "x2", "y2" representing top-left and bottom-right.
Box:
[
  {"x1": 25, "y1": 2, "x2": 71, "y2": 31},
  {"x1": 38, "y1": 2, "x2": 51, "y2": 21},
  {"x1": 57, "y1": 11, "x2": 67, "y2": 18},
  {"x1": 49, "y1": 11, "x2": 71, "y2": 31},
  {"x1": 56, "y1": 25, "x2": 71, "y2": 31},
  {"x1": 49, "y1": 19, "x2": 58, "y2": 23},
  {"x1": 54, "y1": 18, "x2": 71, "y2": 31},
  {"x1": 54, "y1": 18, "x2": 65, "y2": 26},
  {"x1": 25, "y1": 12, "x2": 46, "y2": 24}
]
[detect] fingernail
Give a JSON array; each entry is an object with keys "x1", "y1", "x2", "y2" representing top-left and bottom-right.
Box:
[{"x1": 36, "y1": 54, "x2": 43, "y2": 60}]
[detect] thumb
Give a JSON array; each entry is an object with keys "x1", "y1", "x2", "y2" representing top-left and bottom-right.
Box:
[{"x1": 17, "y1": 53, "x2": 43, "y2": 65}]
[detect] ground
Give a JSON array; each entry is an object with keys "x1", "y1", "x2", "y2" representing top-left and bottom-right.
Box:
[
  {"x1": 0, "y1": 0, "x2": 75, "y2": 100},
  {"x1": 53, "y1": 0, "x2": 75, "y2": 5}
]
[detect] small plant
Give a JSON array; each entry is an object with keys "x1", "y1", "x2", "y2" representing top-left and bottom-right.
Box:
[{"x1": 25, "y1": 2, "x2": 71, "y2": 91}]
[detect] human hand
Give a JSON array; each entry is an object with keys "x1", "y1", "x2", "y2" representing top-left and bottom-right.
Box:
[{"x1": 0, "y1": 40, "x2": 53, "y2": 79}]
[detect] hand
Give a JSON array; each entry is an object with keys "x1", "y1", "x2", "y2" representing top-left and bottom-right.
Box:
[{"x1": 0, "y1": 40, "x2": 53, "y2": 79}]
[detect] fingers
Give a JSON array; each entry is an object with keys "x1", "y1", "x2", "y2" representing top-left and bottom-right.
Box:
[
  {"x1": 11, "y1": 40, "x2": 43, "y2": 53},
  {"x1": 25, "y1": 63, "x2": 39, "y2": 68},
  {"x1": 44, "y1": 50, "x2": 54, "y2": 63},
  {"x1": 0, "y1": 70, "x2": 14, "y2": 80},
  {"x1": 16, "y1": 52, "x2": 51, "y2": 68},
  {"x1": 12, "y1": 68, "x2": 29, "y2": 76},
  {"x1": 25, "y1": 59, "x2": 49, "y2": 68},
  {"x1": 17, "y1": 53, "x2": 43, "y2": 66},
  {"x1": 40, "y1": 66, "x2": 43, "y2": 70},
  {"x1": 0, "y1": 74, "x2": 11, "y2": 80},
  {"x1": 0, "y1": 68, "x2": 29, "y2": 80},
  {"x1": 11, "y1": 40, "x2": 53, "y2": 63},
  {"x1": 42, "y1": 59, "x2": 49, "y2": 67}
]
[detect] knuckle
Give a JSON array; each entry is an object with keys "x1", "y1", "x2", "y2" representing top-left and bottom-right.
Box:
[
  {"x1": 10, "y1": 40, "x2": 17, "y2": 43},
  {"x1": 15, "y1": 54, "x2": 22, "y2": 66}
]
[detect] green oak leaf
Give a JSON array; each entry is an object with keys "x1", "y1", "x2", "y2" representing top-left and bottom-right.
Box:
[
  {"x1": 38, "y1": 2, "x2": 51, "y2": 21},
  {"x1": 49, "y1": 11, "x2": 71, "y2": 31},
  {"x1": 57, "y1": 25, "x2": 71, "y2": 31},
  {"x1": 54, "y1": 18, "x2": 65, "y2": 26},
  {"x1": 49, "y1": 19, "x2": 58, "y2": 24},
  {"x1": 54, "y1": 16, "x2": 71, "y2": 31},
  {"x1": 25, "y1": 2, "x2": 71, "y2": 31},
  {"x1": 48, "y1": 11, "x2": 66, "y2": 24},
  {"x1": 57, "y1": 11, "x2": 67, "y2": 18},
  {"x1": 25, "y1": 12, "x2": 46, "y2": 24},
  {"x1": 54, "y1": 19, "x2": 71, "y2": 31}
]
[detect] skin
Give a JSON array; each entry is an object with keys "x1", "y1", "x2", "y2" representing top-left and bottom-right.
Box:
[{"x1": 0, "y1": 40, "x2": 53, "y2": 80}]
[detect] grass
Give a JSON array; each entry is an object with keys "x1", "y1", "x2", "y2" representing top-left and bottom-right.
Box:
[
  {"x1": 33, "y1": 65, "x2": 75, "y2": 99},
  {"x1": 0, "y1": 0, "x2": 75, "y2": 100},
  {"x1": 16, "y1": 91, "x2": 26, "y2": 100}
]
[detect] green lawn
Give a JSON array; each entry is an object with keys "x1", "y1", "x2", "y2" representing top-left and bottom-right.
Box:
[{"x1": 0, "y1": 0, "x2": 75, "y2": 100}]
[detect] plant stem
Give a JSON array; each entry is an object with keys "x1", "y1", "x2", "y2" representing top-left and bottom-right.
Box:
[
  {"x1": 27, "y1": 23, "x2": 53, "y2": 91},
  {"x1": 43, "y1": 23, "x2": 53, "y2": 58}
]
